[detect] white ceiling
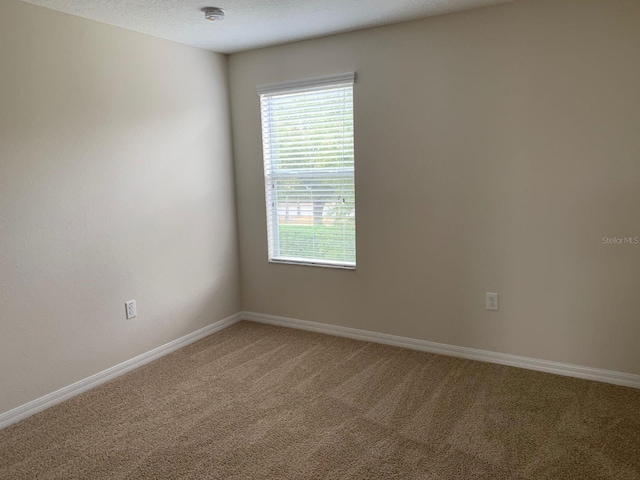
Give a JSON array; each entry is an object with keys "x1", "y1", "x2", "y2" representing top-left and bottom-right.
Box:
[{"x1": 22, "y1": 0, "x2": 516, "y2": 54}]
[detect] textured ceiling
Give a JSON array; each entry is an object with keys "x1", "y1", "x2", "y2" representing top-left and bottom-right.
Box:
[{"x1": 21, "y1": 0, "x2": 517, "y2": 54}]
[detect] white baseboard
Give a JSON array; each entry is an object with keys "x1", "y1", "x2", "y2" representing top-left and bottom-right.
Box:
[
  {"x1": 0, "y1": 312, "x2": 242, "y2": 430},
  {"x1": 240, "y1": 311, "x2": 640, "y2": 390},
  {"x1": 3, "y1": 310, "x2": 638, "y2": 431}
]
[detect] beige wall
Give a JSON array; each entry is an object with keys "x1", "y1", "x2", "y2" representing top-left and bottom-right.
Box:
[
  {"x1": 0, "y1": 0, "x2": 239, "y2": 413},
  {"x1": 229, "y1": 0, "x2": 640, "y2": 375}
]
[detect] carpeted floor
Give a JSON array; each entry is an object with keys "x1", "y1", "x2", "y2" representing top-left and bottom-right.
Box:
[{"x1": 1, "y1": 321, "x2": 639, "y2": 479}]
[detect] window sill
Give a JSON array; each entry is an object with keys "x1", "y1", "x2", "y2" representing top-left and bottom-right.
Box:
[{"x1": 268, "y1": 258, "x2": 356, "y2": 270}]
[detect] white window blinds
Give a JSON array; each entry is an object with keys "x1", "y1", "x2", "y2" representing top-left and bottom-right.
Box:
[{"x1": 258, "y1": 73, "x2": 356, "y2": 268}]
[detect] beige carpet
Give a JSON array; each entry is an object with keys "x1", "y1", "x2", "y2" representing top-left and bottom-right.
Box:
[{"x1": 1, "y1": 321, "x2": 639, "y2": 479}]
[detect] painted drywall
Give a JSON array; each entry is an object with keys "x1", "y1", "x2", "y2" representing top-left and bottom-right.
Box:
[
  {"x1": 229, "y1": 0, "x2": 640, "y2": 375},
  {"x1": 0, "y1": 0, "x2": 239, "y2": 413},
  {"x1": 20, "y1": 0, "x2": 515, "y2": 53}
]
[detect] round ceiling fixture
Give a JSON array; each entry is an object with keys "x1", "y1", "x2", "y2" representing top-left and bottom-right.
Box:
[{"x1": 202, "y1": 7, "x2": 225, "y2": 21}]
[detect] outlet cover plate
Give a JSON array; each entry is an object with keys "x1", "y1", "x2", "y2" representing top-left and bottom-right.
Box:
[
  {"x1": 125, "y1": 300, "x2": 137, "y2": 319},
  {"x1": 486, "y1": 293, "x2": 499, "y2": 311}
]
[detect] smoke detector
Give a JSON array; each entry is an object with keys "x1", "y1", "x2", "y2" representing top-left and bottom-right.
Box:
[{"x1": 202, "y1": 7, "x2": 225, "y2": 21}]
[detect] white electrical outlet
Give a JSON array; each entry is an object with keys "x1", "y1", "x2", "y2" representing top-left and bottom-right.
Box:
[
  {"x1": 486, "y1": 293, "x2": 499, "y2": 311},
  {"x1": 125, "y1": 300, "x2": 137, "y2": 319}
]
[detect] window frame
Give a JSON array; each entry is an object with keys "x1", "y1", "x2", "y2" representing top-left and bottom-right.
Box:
[{"x1": 257, "y1": 73, "x2": 357, "y2": 270}]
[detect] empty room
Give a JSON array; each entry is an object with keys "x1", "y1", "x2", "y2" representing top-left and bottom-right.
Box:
[{"x1": 1, "y1": 0, "x2": 639, "y2": 478}]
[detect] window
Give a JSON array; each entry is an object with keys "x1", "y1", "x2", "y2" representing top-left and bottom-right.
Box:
[{"x1": 257, "y1": 73, "x2": 356, "y2": 269}]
